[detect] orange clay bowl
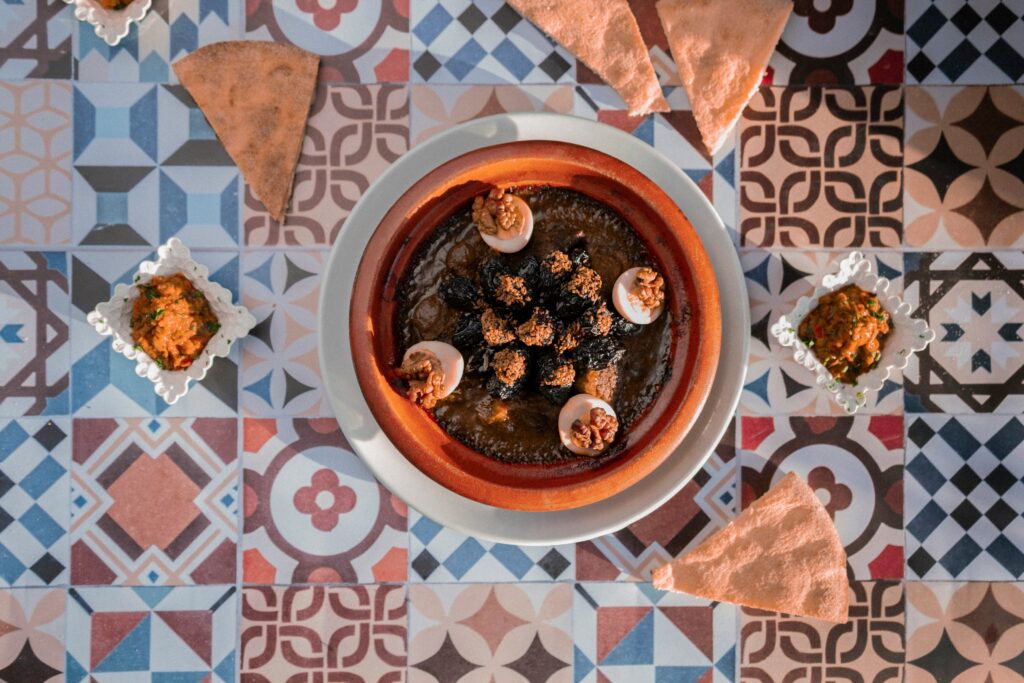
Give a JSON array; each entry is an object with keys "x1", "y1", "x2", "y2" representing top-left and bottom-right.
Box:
[{"x1": 350, "y1": 141, "x2": 721, "y2": 511}]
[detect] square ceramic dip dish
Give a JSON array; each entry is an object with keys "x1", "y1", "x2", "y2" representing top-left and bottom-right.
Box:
[
  {"x1": 771, "y1": 251, "x2": 935, "y2": 414},
  {"x1": 86, "y1": 237, "x2": 255, "y2": 405},
  {"x1": 63, "y1": 0, "x2": 153, "y2": 47}
]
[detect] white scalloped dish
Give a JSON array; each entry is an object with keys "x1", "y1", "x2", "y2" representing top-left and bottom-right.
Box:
[
  {"x1": 63, "y1": 0, "x2": 153, "y2": 47},
  {"x1": 771, "y1": 252, "x2": 935, "y2": 414},
  {"x1": 87, "y1": 237, "x2": 255, "y2": 405}
]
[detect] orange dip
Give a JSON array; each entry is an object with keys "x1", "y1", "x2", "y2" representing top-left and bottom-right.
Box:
[
  {"x1": 798, "y1": 284, "x2": 891, "y2": 384},
  {"x1": 130, "y1": 273, "x2": 219, "y2": 371}
]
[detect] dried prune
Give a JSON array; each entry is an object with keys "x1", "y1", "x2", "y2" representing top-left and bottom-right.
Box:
[
  {"x1": 568, "y1": 245, "x2": 591, "y2": 268},
  {"x1": 535, "y1": 353, "x2": 575, "y2": 404},
  {"x1": 538, "y1": 250, "x2": 573, "y2": 292},
  {"x1": 538, "y1": 383, "x2": 573, "y2": 405},
  {"x1": 579, "y1": 302, "x2": 613, "y2": 337},
  {"x1": 451, "y1": 313, "x2": 483, "y2": 351},
  {"x1": 609, "y1": 310, "x2": 642, "y2": 337},
  {"x1": 516, "y1": 256, "x2": 540, "y2": 291},
  {"x1": 479, "y1": 258, "x2": 508, "y2": 303},
  {"x1": 486, "y1": 373, "x2": 526, "y2": 400},
  {"x1": 487, "y1": 346, "x2": 530, "y2": 399},
  {"x1": 438, "y1": 276, "x2": 479, "y2": 310},
  {"x1": 574, "y1": 336, "x2": 624, "y2": 370},
  {"x1": 464, "y1": 346, "x2": 492, "y2": 375}
]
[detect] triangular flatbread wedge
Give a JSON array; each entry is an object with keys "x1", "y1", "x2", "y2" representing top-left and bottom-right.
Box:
[
  {"x1": 173, "y1": 41, "x2": 319, "y2": 222},
  {"x1": 507, "y1": 0, "x2": 668, "y2": 117},
  {"x1": 652, "y1": 471, "x2": 849, "y2": 623},
  {"x1": 656, "y1": 0, "x2": 793, "y2": 155}
]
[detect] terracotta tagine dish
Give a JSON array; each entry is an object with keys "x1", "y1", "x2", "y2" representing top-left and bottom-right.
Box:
[{"x1": 350, "y1": 141, "x2": 721, "y2": 511}]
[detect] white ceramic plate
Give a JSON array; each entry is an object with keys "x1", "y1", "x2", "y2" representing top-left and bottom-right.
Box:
[{"x1": 318, "y1": 113, "x2": 748, "y2": 545}]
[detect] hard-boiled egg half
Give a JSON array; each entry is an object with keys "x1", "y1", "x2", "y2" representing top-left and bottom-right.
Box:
[
  {"x1": 403, "y1": 341, "x2": 464, "y2": 399},
  {"x1": 476, "y1": 194, "x2": 533, "y2": 254},
  {"x1": 613, "y1": 267, "x2": 665, "y2": 324},
  {"x1": 558, "y1": 393, "x2": 617, "y2": 456}
]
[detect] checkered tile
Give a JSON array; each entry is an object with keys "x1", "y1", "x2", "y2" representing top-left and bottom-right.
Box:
[
  {"x1": 906, "y1": 415, "x2": 1024, "y2": 580},
  {"x1": 906, "y1": 0, "x2": 1024, "y2": 84},
  {"x1": 409, "y1": 511, "x2": 573, "y2": 582},
  {"x1": 0, "y1": 419, "x2": 69, "y2": 586},
  {"x1": 411, "y1": 0, "x2": 574, "y2": 83}
]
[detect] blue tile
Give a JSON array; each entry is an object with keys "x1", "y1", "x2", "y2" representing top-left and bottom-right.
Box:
[
  {"x1": 938, "y1": 418, "x2": 982, "y2": 459},
  {"x1": 908, "y1": 500, "x2": 946, "y2": 542},
  {"x1": 446, "y1": 39, "x2": 487, "y2": 81},
  {"x1": 0, "y1": 422, "x2": 30, "y2": 462},
  {"x1": 491, "y1": 38, "x2": 533, "y2": 81},
  {"x1": 987, "y1": 535, "x2": 1024, "y2": 577},
  {"x1": 489, "y1": 544, "x2": 533, "y2": 579},
  {"x1": 413, "y1": 4, "x2": 454, "y2": 45},
  {"x1": 411, "y1": 515, "x2": 443, "y2": 545},
  {"x1": 20, "y1": 504, "x2": 64, "y2": 548},
  {"x1": 19, "y1": 455, "x2": 65, "y2": 498},
  {"x1": 442, "y1": 538, "x2": 486, "y2": 579},
  {"x1": 939, "y1": 535, "x2": 983, "y2": 576},
  {"x1": 907, "y1": 454, "x2": 947, "y2": 496},
  {"x1": 0, "y1": 544, "x2": 26, "y2": 584}
]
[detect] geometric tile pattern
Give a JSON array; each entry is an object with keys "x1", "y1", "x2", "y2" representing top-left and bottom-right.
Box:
[
  {"x1": 905, "y1": 415, "x2": 1024, "y2": 580},
  {"x1": 741, "y1": 581, "x2": 905, "y2": 682},
  {"x1": 906, "y1": 0, "x2": 1024, "y2": 84},
  {"x1": 574, "y1": 85, "x2": 739, "y2": 245},
  {"x1": 0, "y1": 251, "x2": 70, "y2": 417},
  {"x1": 906, "y1": 581, "x2": 1024, "y2": 683},
  {"x1": 410, "y1": 509, "x2": 574, "y2": 582},
  {"x1": 72, "y1": 83, "x2": 239, "y2": 247},
  {"x1": 65, "y1": 585, "x2": 237, "y2": 682},
  {"x1": 741, "y1": 416, "x2": 906, "y2": 580},
  {"x1": 574, "y1": 582, "x2": 737, "y2": 683},
  {"x1": 70, "y1": 249, "x2": 240, "y2": 417},
  {"x1": 769, "y1": 0, "x2": 905, "y2": 84},
  {"x1": 904, "y1": 251, "x2": 1024, "y2": 414},
  {"x1": 576, "y1": 419, "x2": 737, "y2": 582},
  {"x1": 242, "y1": 418, "x2": 407, "y2": 584},
  {"x1": 0, "y1": 419, "x2": 69, "y2": 586},
  {"x1": 243, "y1": 84, "x2": 408, "y2": 247},
  {"x1": 409, "y1": 83, "x2": 573, "y2": 146},
  {"x1": 740, "y1": 86, "x2": 904, "y2": 248},
  {"x1": 241, "y1": 251, "x2": 329, "y2": 416},
  {"x1": 70, "y1": 418, "x2": 238, "y2": 585},
  {"x1": 0, "y1": 81, "x2": 72, "y2": 245},
  {"x1": 75, "y1": 0, "x2": 241, "y2": 82},
  {"x1": 742, "y1": 250, "x2": 905, "y2": 415},
  {"x1": 409, "y1": 582, "x2": 571, "y2": 683},
  {"x1": 411, "y1": 0, "x2": 573, "y2": 84},
  {"x1": 245, "y1": 0, "x2": 409, "y2": 82},
  {"x1": 240, "y1": 585, "x2": 407, "y2": 682},
  {"x1": 0, "y1": 0, "x2": 72, "y2": 79},
  {"x1": 904, "y1": 85, "x2": 1024, "y2": 248},
  {"x1": 0, "y1": 588, "x2": 65, "y2": 682}
]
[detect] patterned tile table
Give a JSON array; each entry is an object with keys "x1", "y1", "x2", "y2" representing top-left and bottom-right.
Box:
[{"x1": 1, "y1": 0, "x2": 1023, "y2": 680}]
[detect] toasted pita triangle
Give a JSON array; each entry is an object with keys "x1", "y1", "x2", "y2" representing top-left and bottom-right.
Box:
[
  {"x1": 507, "y1": 0, "x2": 668, "y2": 117},
  {"x1": 656, "y1": 0, "x2": 793, "y2": 155},
  {"x1": 652, "y1": 472, "x2": 849, "y2": 623},
  {"x1": 173, "y1": 41, "x2": 319, "y2": 222}
]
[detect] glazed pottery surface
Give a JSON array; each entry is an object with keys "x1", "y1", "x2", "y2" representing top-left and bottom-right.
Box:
[{"x1": 349, "y1": 140, "x2": 721, "y2": 511}]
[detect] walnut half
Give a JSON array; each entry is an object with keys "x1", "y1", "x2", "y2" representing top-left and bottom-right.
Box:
[
  {"x1": 472, "y1": 189, "x2": 523, "y2": 236},
  {"x1": 628, "y1": 267, "x2": 665, "y2": 312},
  {"x1": 397, "y1": 351, "x2": 445, "y2": 409},
  {"x1": 570, "y1": 408, "x2": 619, "y2": 453}
]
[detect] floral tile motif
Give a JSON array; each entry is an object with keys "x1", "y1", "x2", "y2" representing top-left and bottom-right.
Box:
[
  {"x1": 905, "y1": 415, "x2": 1024, "y2": 580},
  {"x1": 0, "y1": 81, "x2": 72, "y2": 246},
  {"x1": 0, "y1": 0, "x2": 72, "y2": 79},
  {"x1": 574, "y1": 85, "x2": 738, "y2": 245},
  {"x1": 243, "y1": 84, "x2": 408, "y2": 247},
  {"x1": 742, "y1": 250, "x2": 905, "y2": 415},
  {"x1": 410, "y1": 0, "x2": 574, "y2": 84},
  {"x1": 70, "y1": 249, "x2": 240, "y2": 416},
  {"x1": 0, "y1": 419, "x2": 69, "y2": 587},
  {"x1": 409, "y1": 510, "x2": 574, "y2": 583},
  {"x1": 741, "y1": 581, "x2": 905, "y2": 682},
  {"x1": 741, "y1": 416, "x2": 905, "y2": 579},
  {"x1": 66, "y1": 585, "x2": 237, "y2": 681},
  {"x1": 73, "y1": 83, "x2": 239, "y2": 247},
  {"x1": 75, "y1": 0, "x2": 241, "y2": 82},
  {"x1": 241, "y1": 251, "x2": 328, "y2": 416},
  {"x1": 905, "y1": 86, "x2": 1024, "y2": 248},
  {"x1": 245, "y1": 0, "x2": 409, "y2": 82},
  {"x1": 906, "y1": 0, "x2": 1024, "y2": 84},
  {"x1": 409, "y1": 583, "x2": 571, "y2": 683},
  {"x1": 574, "y1": 582, "x2": 737, "y2": 683},
  {"x1": 0, "y1": 588, "x2": 64, "y2": 682},
  {"x1": 769, "y1": 0, "x2": 904, "y2": 84},
  {"x1": 739, "y1": 86, "x2": 903, "y2": 248},
  {"x1": 409, "y1": 83, "x2": 573, "y2": 146},
  {"x1": 240, "y1": 585, "x2": 407, "y2": 682},
  {"x1": 906, "y1": 581, "x2": 1024, "y2": 682},
  {"x1": 70, "y1": 417, "x2": 238, "y2": 586},
  {"x1": 904, "y1": 251, "x2": 1024, "y2": 414},
  {"x1": 0, "y1": 251, "x2": 70, "y2": 417},
  {"x1": 242, "y1": 418, "x2": 407, "y2": 584},
  {"x1": 576, "y1": 419, "x2": 737, "y2": 582}
]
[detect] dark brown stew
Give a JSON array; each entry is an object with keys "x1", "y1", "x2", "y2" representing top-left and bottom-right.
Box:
[{"x1": 394, "y1": 187, "x2": 676, "y2": 464}]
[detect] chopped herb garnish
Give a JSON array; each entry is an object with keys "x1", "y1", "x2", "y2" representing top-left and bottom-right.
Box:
[
  {"x1": 148, "y1": 308, "x2": 164, "y2": 321},
  {"x1": 205, "y1": 321, "x2": 221, "y2": 334}
]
